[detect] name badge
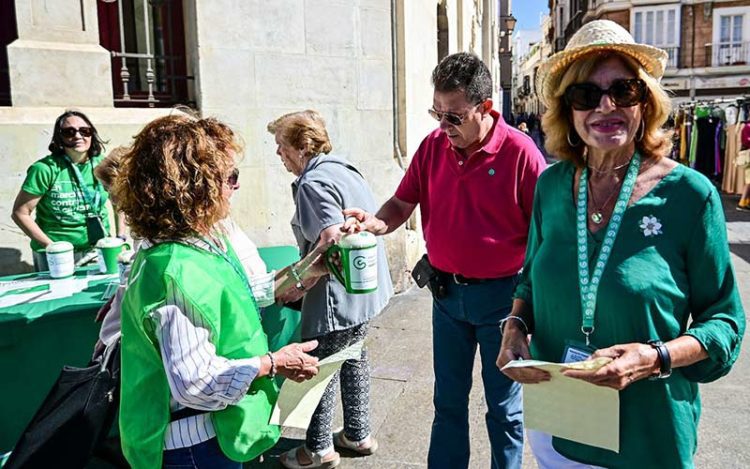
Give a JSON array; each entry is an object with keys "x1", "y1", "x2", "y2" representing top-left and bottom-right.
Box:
[{"x1": 561, "y1": 340, "x2": 597, "y2": 364}]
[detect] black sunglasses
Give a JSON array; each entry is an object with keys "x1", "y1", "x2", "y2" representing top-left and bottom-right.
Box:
[
  {"x1": 564, "y1": 79, "x2": 648, "y2": 111},
  {"x1": 427, "y1": 103, "x2": 481, "y2": 126},
  {"x1": 227, "y1": 168, "x2": 239, "y2": 186},
  {"x1": 61, "y1": 126, "x2": 93, "y2": 138}
]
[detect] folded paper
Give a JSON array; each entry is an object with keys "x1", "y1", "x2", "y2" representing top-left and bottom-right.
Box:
[
  {"x1": 270, "y1": 341, "x2": 363, "y2": 429},
  {"x1": 502, "y1": 359, "x2": 619, "y2": 452}
]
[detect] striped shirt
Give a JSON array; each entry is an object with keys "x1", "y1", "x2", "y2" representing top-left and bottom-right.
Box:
[{"x1": 151, "y1": 238, "x2": 263, "y2": 450}]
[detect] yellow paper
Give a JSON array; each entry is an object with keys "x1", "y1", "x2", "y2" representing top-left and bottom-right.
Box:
[
  {"x1": 270, "y1": 341, "x2": 363, "y2": 429},
  {"x1": 502, "y1": 359, "x2": 620, "y2": 452}
]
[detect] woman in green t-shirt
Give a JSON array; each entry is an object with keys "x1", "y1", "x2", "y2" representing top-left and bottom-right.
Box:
[
  {"x1": 11, "y1": 110, "x2": 111, "y2": 271},
  {"x1": 496, "y1": 21, "x2": 745, "y2": 468}
]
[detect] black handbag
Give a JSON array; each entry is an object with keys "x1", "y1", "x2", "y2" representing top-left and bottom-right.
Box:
[
  {"x1": 85, "y1": 214, "x2": 107, "y2": 246},
  {"x1": 4, "y1": 339, "x2": 122, "y2": 469}
]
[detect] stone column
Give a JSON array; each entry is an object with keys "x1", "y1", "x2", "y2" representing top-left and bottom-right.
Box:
[{"x1": 7, "y1": 0, "x2": 113, "y2": 107}]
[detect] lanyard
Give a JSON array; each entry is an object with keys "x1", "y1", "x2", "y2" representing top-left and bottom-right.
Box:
[
  {"x1": 576, "y1": 152, "x2": 641, "y2": 345},
  {"x1": 63, "y1": 155, "x2": 101, "y2": 213},
  {"x1": 199, "y1": 236, "x2": 261, "y2": 316}
]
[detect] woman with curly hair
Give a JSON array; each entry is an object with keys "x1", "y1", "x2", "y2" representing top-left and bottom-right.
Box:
[
  {"x1": 12, "y1": 110, "x2": 114, "y2": 270},
  {"x1": 496, "y1": 20, "x2": 744, "y2": 467},
  {"x1": 115, "y1": 114, "x2": 325, "y2": 469}
]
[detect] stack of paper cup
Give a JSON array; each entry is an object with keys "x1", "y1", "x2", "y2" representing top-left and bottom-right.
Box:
[{"x1": 46, "y1": 241, "x2": 75, "y2": 278}]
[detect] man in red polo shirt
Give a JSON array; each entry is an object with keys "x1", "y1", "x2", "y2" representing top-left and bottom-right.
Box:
[{"x1": 345, "y1": 52, "x2": 546, "y2": 469}]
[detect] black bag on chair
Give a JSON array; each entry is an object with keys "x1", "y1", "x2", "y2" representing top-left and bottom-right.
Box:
[{"x1": 4, "y1": 339, "x2": 122, "y2": 469}]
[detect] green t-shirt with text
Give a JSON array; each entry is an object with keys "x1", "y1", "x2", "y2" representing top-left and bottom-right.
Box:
[{"x1": 21, "y1": 153, "x2": 110, "y2": 251}]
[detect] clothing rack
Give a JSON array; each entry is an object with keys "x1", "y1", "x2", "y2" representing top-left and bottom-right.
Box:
[
  {"x1": 671, "y1": 95, "x2": 750, "y2": 192},
  {"x1": 677, "y1": 96, "x2": 750, "y2": 109}
]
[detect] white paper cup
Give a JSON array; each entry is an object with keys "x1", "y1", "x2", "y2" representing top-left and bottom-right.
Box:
[{"x1": 46, "y1": 241, "x2": 75, "y2": 278}]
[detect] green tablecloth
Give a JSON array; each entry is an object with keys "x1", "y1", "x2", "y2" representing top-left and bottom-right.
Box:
[
  {"x1": 0, "y1": 267, "x2": 118, "y2": 453},
  {"x1": 0, "y1": 246, "x2": 302, "y2": 454},
  {"x1": 258, "y1": 245, "x2": 302, "y2": 352}
]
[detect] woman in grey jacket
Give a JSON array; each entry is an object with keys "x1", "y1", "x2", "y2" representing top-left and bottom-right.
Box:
[{"x1": 268, "y1": 110, "x2": 393, "y2": 469}]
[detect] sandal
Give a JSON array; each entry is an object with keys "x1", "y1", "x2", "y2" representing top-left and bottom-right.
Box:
[
  {"x1": 333, "y1": 430, "x2": 379, "y2": 456},
  {"x1": 279, "y1": 445, "x2": 340, "y2": 469}
]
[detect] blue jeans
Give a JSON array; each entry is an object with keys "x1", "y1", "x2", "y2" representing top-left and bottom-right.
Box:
[
  {"x1": 162, "y1": 438, "x2": 240, "y2": 469},
  {"x1": 427, "y1": 276, "x2": 523, "y2": 469}
]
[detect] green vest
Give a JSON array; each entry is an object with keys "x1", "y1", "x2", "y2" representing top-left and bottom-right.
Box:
[{"x1": 119, "y1": 242, "x2": 280, "y2": 469}]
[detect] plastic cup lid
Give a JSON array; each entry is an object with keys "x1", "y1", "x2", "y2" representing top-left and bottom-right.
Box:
[
  {"x1": 96, "y1": 237, "x2": 125, "y2": 248},
  {"x1": 46, "y1": 241, "x2": 74, "y2": 253}
]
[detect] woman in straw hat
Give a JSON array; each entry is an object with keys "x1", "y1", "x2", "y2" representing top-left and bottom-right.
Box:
[{"x1": 496, "y1": 20, "x2": 744, "y2": 467}]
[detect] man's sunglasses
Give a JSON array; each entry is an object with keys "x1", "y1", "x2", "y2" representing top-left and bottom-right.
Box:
[
  {"x1": 61, "y1": 126, "x2": 93, "y2": 138},
  {"x1": 227, "y1": 168, "x2": 240, "y2": 186},
  {"x1": 564, "y1": 79, "x2": 648, "y2": 111},
  {"x1": 427, "y1": 103, "x2": 481, "y2": 126}
]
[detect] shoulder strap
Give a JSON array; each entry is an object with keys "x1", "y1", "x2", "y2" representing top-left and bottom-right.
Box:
[{"x1": 63, "y1": 155, "x2": 102, "y2": 214}]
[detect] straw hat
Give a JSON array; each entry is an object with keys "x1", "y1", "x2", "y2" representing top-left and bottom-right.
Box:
[{"x1": 536, "y1": 20, "x2": 668, "y2": 108}]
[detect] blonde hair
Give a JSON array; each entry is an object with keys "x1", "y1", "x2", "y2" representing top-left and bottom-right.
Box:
[
  {"x1": 113, "y1": 115, "x2": 241, "y2": 240},
  {"x1": 94, "y1": 146, "x2": 129, "y2": 189},
  {"x1": 542, "y1": 52, "x2": 673, "y2": 167},
  {"x1": 266, "y1": 109, "x2": 333, "y2": 156}
]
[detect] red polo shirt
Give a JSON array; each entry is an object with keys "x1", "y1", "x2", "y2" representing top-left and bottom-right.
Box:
[{"x1": 395, "y1": 110, "x2": 546, "y2": 278}]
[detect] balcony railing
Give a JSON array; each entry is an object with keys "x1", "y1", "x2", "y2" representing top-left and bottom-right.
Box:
[
  {"x1": 705, "y1": 42, "x2": 750, "y2": 67},
  {"x1": 662, "y1": 46, "x2": 680, "y2": 69},
  {"x1": 98, "y1": 0, "x2": 193, "y2": 108}
]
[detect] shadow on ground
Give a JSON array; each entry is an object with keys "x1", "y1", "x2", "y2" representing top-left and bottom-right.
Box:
[{"x1": 0, "y1": 247, "x2": 32, "y2": 276}]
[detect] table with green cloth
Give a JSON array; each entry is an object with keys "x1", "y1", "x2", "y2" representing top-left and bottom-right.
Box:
[
  {"x1": 0, "y1": 267, "x2": 119, "y2": 453},
  {"x1": 0, "y1": 246, "x2": 302, "y2": 454}
]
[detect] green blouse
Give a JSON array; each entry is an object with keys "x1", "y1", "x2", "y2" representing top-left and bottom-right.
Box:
[{"x1": 515, "y1": 161, "x2": 745, "y2": 468}]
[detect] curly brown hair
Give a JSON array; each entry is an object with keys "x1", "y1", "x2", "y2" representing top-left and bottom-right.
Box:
[
  {"x1": 266, "y1": 109, "x2": 333, "y2": 156},
  {"x1": 113, "y1": 114, "x2": 241, "y2": 240},
  {"x1": 542, "y1": 52, "x2": 673, "y2": 167}
]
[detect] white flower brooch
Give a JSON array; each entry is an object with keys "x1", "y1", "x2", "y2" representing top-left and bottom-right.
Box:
[{"x1": 639, "y1": 215, "x2": 662, "y2": 237}]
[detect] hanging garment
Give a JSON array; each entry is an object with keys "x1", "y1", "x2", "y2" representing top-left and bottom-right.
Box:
[
  {"x1": 688, "y1": 108, "x2": 705, "y2": 167},
  {"x1": 714, "y1": 119, "x2": 724, "y2": 176},
  {"x1": 680, "y1": 116, "x2": 688, "y2": 162},
  {"x1": 694, "y1": 114, "x2": 721, "y2": 180},
  {"x1": 722, "y1": 124, "x2": 747, "y2": 194},
  {"x1": 741, "y1": 122, "x2": 750, "y2": 150}
]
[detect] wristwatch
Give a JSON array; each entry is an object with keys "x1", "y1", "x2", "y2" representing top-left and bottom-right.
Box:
[{"x1": 647, "y1": 340, "x2": 672, "y2": 380}]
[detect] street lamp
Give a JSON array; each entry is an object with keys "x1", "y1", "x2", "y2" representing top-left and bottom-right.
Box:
[
  {"x1": 504, "y1": 15, "x2": 517, "y2": 37},
  {"x1": 499, "y1": 14, "x2": 517, "y2": 123}
]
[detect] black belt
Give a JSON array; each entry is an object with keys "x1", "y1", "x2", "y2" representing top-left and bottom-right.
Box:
[
  {"x1": 170, "y1": 407, "x2": 206, "y2": 422},
  {"x1": 434, "y1": 268, "x2": 503, "y2": 285}
]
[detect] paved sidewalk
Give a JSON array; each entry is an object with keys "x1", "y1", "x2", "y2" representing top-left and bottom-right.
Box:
[{"x1": 255, "y1": 195, "x2": 750, "y2": 468}]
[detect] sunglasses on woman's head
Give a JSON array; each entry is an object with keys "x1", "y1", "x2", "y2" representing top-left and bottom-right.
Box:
[
  {"x1": 61, "y1": 126, "x2": 93, "y2": 138},
  {"x1": 427, "y1": 103, "x2": 481, "y2": 126},
  {"x1": 564, "y1": 79, "x2": 648, "y2": 111}
]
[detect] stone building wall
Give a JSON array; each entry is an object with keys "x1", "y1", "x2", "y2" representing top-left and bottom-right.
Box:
[{"x1": 0, "y1": 0, "x2": 500, "y2": 289}]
